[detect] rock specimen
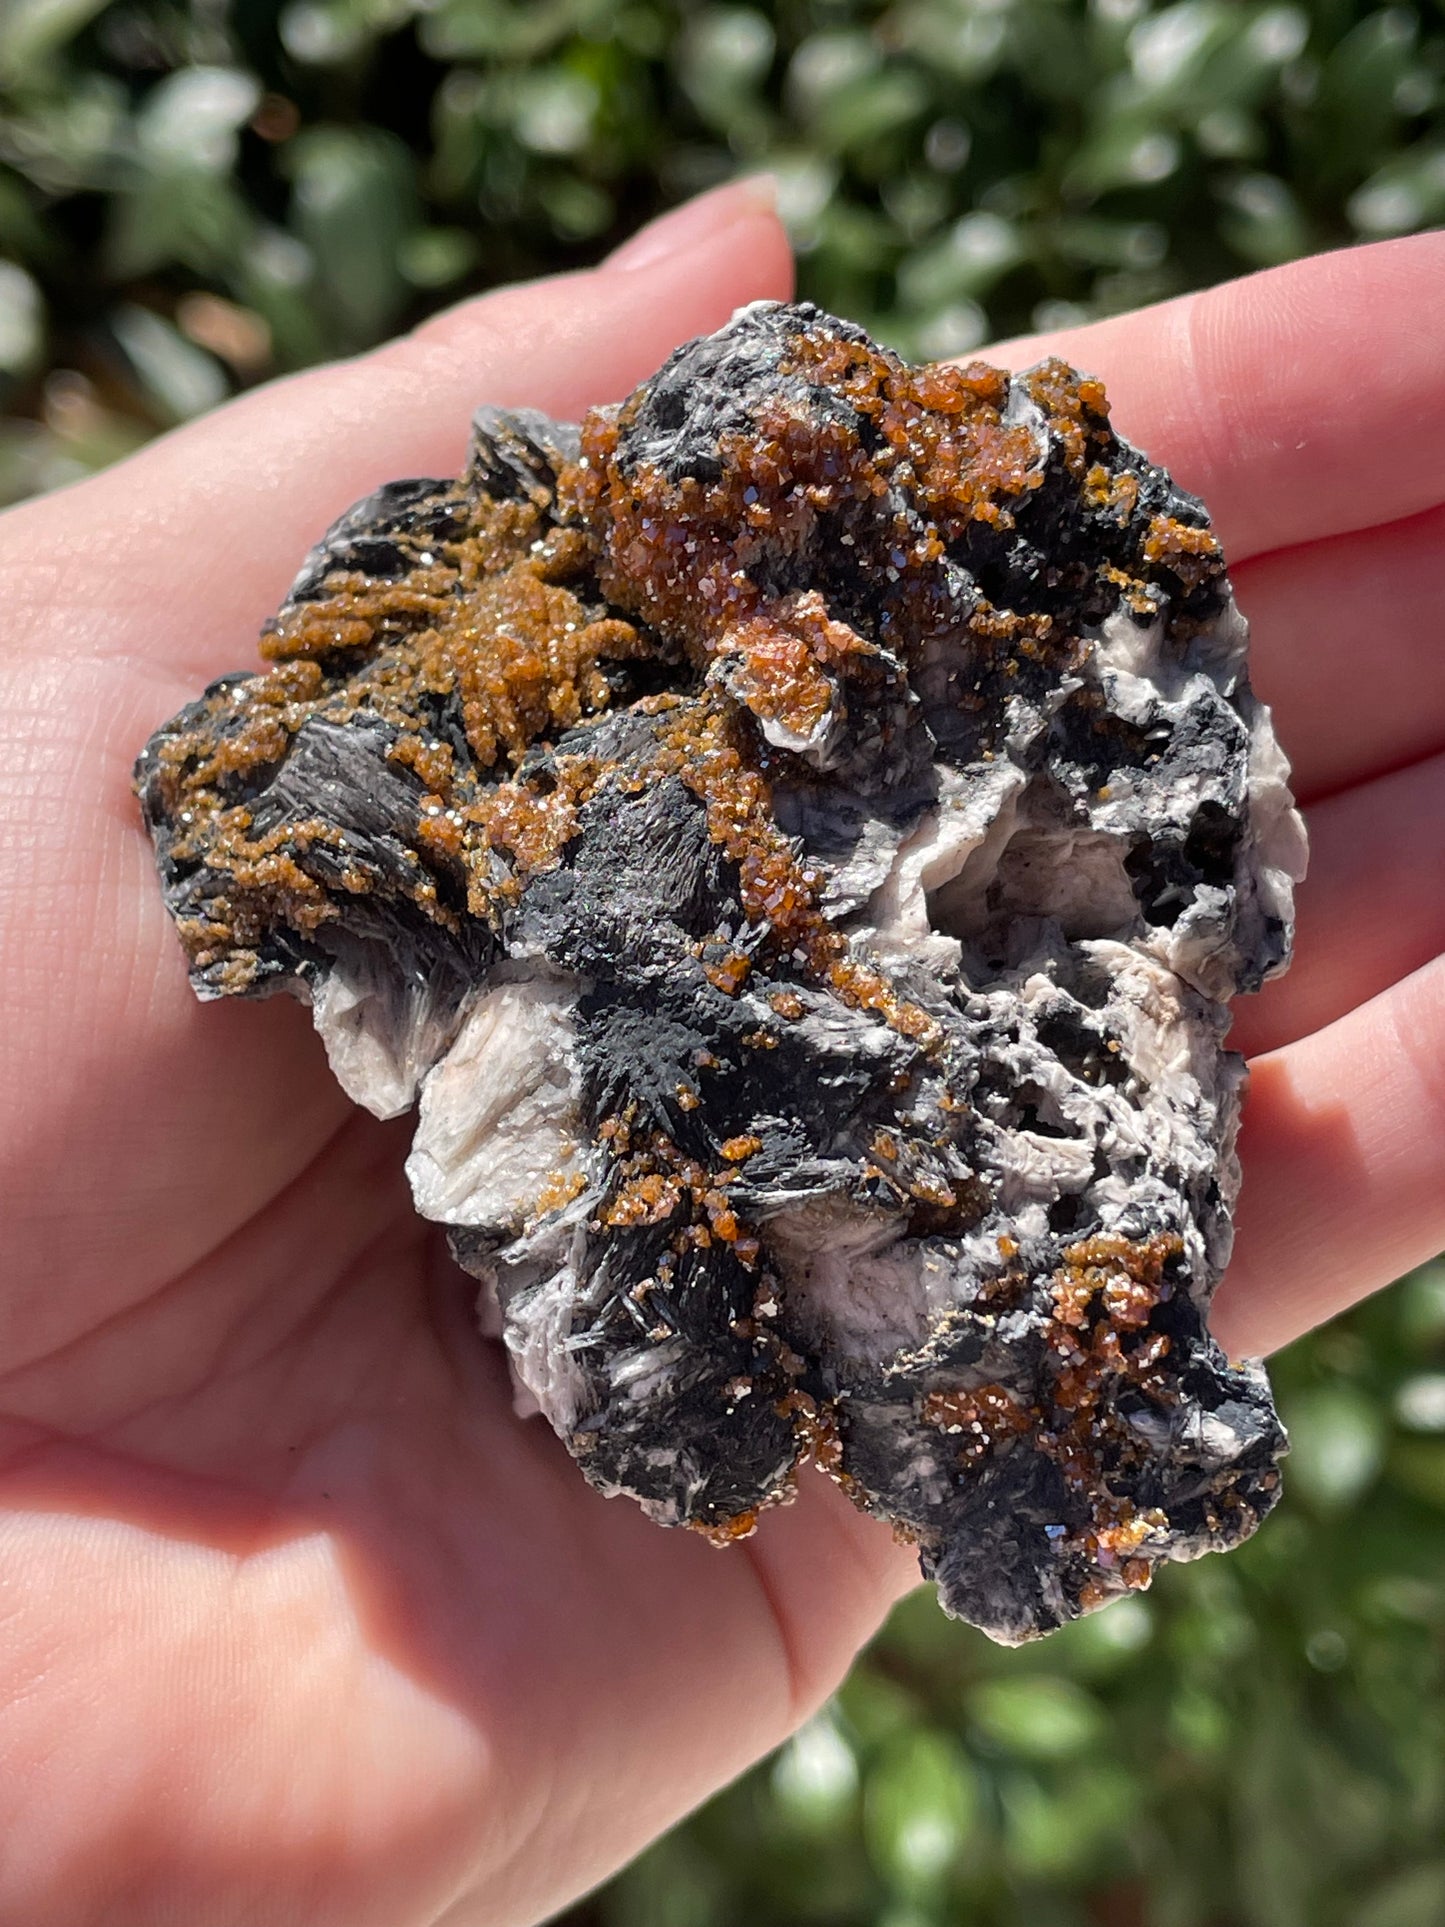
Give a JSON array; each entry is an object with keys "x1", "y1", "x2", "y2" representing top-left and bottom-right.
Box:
[{"x1": 136, "y1": 300, "x2": 1307, "y2": 1642}]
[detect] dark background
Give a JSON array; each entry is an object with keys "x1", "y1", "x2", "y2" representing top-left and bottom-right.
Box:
[{"x1": 3, "y1": 4, "x2": 1443, "y2": 1921}]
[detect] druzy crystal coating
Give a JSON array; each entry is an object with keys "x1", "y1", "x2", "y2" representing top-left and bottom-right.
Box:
[{"x1": 136, "y1": 300, "x2": 1306, "y2": 1642}]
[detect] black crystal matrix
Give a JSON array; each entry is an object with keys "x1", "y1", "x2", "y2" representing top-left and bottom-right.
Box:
[{"x1": 136, "y1": 300, "x2": 1307, "y2": 1641}]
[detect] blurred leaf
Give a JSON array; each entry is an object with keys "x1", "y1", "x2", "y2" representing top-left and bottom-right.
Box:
[
  {"x1": 109, "y1": 303, "x2": 228, "y2": 422},
  {"x1": 0, "y1": 71, "x2": 131, "y2": 194},
  {"x1": 864, "y1": 1729, "x2": 980, "y2": 1894},
  {"x1": 1316, "y1": 8, "x2": 1422, "y2": 180},
  {"x1": 1128, "y1": 2, "x2": 1238, "y2": 105},
  {"x1": 421, "y1": 0, "x2": 576, "y2": 63},
  {"x1": 1232, "y1": 1680, "x2": 1317, "y2": 1927},
  {"x1": 1167, "y1": 1680, "x2": 1231, "y2": 1759},
  {"x1": 1044, "y1": 1594, "x2": 1154, "y2": 1679},
  {"x1": 1285, "y1": 1382, "x2": 1387, "y2": 1512},
  {"x1": 1389, "y1": 1439, "x2": 1445, "y2": 1509},
  {"x1": 678, "y1": 7, "x2": 777, "y2": 131},
  {"x1": 1190, "y1": 5, "x2": 1311, "y2": 114},
  {"x1": 0, "y1": 0, "x2": 109, "y2": 81},
  {"x1": 787, "y1": 29, "x2": 880, "y2": 121},
  {"x1": 968, "y1": 1676, "x2": 1105, "y2": 1761},
  {"x1": 0, "y1": 403, "x2": 147, "y2": 507},
  {"x1": 0, "y1": 259, "x2": 43, "y2": 380},
  {"x1": 834, "y1": 68, "x2": 932, "y2": 152},
  {"x1": 1006, "y1": 3, "x2": 1095, "y2": 104},
  {"x1": 398, "y1": 225, "x2": 481, "y2": 288},
  {"x1": 1398, "y1": 1260, "x2": 1445, "y2": 1351},
  {"x1": 837, "y1": 1661, "x2": 923, "y2": 1745},
  {"x1": 893, "y1": 2, "x2": 1010, "y2": 83},
  {"x1": 600, "y1": 1827, "x2": 724, "y2": 1927},
  {"x1": 1395, "y1": 1373, "x2": 1445, "y2": 1433},
  {"x1": 771, "y1": 1707, "x2": 859, "y2": 1832},
  {"x1": 136, "y1": 66, "x2": 262, "y2": 173},
  {"x1": 512, "y1": 68, "x2": 600, "y2": 155},
  {"x1": 287, "y1": 126, "x2": 417, "y2": 345},
  {"x1": 1216, "y1": 170, "x2": 1312, "y2": 262},
  {"x1": 1050, "y1": 213, "x2": 1168, "y2": 269},
  {"x1": 0, "y1": 171, "x2": 52, "y2": 260},
  {"x1": 1197, "y1": 101, "x2": 1267, "y2": 159},
  {"x1": 1000, "y1": 1761, "x2": 1139, "y2": 1881},
  {"x1": 1347, "y1": 141, "x2": 1445, "y2": 234},
  {"x1": 236, "y1": 225, "x2": 327, "y2": 368},
  {"x1": 105, "y1": 169, "x2": 251, "y2": 280},
  {"x1": 772, "y1": 151, "x2": 841, "y2": 248},
  {"x1": 538, "y1": 172, "x2": 615, "y2": 238},
  {"x1": 1066, "y1": 111, "x2": 1184, "y2": 195},
  {"x1": 898, "y1": 209, "x2": 1025, "y2": 307},
  {"x1": 1356, "y1": 1862, "x2": 1445, "y2": 1927}
]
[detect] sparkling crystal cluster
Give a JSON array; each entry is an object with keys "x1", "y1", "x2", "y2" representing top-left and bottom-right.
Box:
[{"x1": 138, "y1": 301, "x2": 1306, "y2": 1640}]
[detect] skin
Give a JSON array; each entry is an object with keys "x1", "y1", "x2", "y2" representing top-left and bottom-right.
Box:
[{"x1": 0, "y1": 179, "x2": 1441, "y2": 1926}]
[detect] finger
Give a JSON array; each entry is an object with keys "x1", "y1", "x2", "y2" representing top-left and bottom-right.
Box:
[
  {"x1": 1211, "y1": 956, "x2": 1445, "y2": 1360},
  {"x1": 4, "y1": 178, "x2": 793, "y2": 684},
  {"x1": 0, "y1": 639, "x2": 355, "y2": 1336},
  {"x1": 1230, "y1": 747, "x2": 1445, "y2": 1061},
  {"x1": 989, "y1": 233, "x2": 1445, "y2": 566},
  {"x1": 744, "y1": 1471, "x2": 921, "y2": 1720},
  {"x1": 1235, "y1": 503, "x2": 1445, "y2": 802}
]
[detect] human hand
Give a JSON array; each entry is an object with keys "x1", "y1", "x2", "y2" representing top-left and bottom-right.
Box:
[{"x1": 0, "y1": 183, "x2": 1441, "y2": 1925}]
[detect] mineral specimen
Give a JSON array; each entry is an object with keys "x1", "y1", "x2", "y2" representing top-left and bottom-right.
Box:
[{"x1": 136, "y1": 300, "x2": 1307, "y2": 1642}]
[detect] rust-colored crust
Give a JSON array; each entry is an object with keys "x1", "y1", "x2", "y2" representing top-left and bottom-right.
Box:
[{"x1": 149, "y1": 312, "x2": 1221, "y2": 1021}]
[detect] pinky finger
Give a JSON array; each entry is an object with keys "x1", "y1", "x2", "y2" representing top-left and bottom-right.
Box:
[{"x1": 1210, "y1": 956, "x2": 1445, "y2": 1360}]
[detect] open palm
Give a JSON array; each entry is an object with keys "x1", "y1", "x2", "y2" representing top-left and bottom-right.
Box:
[{"x1": 1, "y1": 187, "x2": 1442, "y2": 1926}]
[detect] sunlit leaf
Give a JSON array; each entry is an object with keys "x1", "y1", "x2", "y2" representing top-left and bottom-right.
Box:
[
  {"x1": 287, "y1": 126, "x2": 417, "y2": 345},
  {"x1": 109, "y1": 303, "x2": 228, "y2": 422},
  {"x1": 512, "y1": 68, "x2": 600, "y2": 155},
  {"x1": 1395, "y1": 1373, "x2": 1445, "y2": 1433},
  {"x1": 1285, "y1": 1382, "x2": 1387, "y2": 1512},
  {"x1": 0, "y1": 260, "x2": 44, "y2": 380},
  {"x1": 136, "y1": 66, "x2": 262, "y2": 174},
  {"x1": 0, "y1": 0, "x2": 109, "y2": 81},
  {"x1": 864, "y1": 1729, "x2": 980, "y2": 1894},
  {"x1": 771, "y1": 1707, "x2": 859, "y2": 1831},
  {"x1": 398, "y1": 226, "x2": 481, "y2": 287},
  {"x1": 678, "y1": 6, "x2": 777, "y2": 125},
  {"x1": 1216, "y1": 170, "x2": 1312, "y2": 262}
]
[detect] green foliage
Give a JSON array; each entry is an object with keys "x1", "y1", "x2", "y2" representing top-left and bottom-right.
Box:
[
  {"x1": 579, "y1": 1262, "x2": 1445, "y2": 1927},
  {"x1": 2, "y1": 8, "x2": 1443, "y2": 1920},
  {"x1": 3, "y1": 0, "x2": 1445, "y2": 500}
]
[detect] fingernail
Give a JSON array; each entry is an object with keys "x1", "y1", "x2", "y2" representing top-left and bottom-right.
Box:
[{"x1": 606, "y1": 175, "x2": 778, "y2": 273}]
